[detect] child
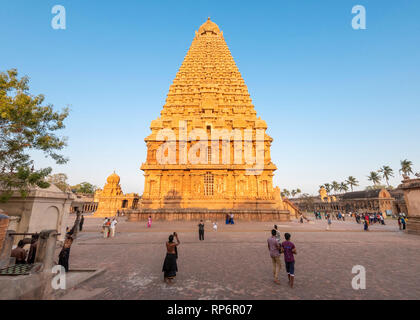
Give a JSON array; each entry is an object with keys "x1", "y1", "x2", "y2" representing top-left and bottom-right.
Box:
[{"x1": 281, "y1": 233, "x2": 297, "y2": 288}]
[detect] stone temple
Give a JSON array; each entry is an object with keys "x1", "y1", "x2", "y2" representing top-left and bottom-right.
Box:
[{"x1": 128, "y1": 18, "x2": 298, "y2": 221}]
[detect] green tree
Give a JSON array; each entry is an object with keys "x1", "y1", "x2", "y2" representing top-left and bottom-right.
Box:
[
  {"x1": 399, "y1": 159, "x2": 413, "y2": 177},
  {"x1": 345, "y1": 176, "x2": 359, "y2": 192},
  {"x1": 0, "y1": 69, "x2": 69, "y2": 201},
  {"x1": 378, "y1": 165, "x2": 394, "y2": 187},
  {"x1": 281, "y1": 188, "x2": 291, "y2": 198},
  {"x1": 324, "y1": 183, "x2": 332, "y2": 194},
  {"x1": 339, "y1": 182, "x2": 349, "y2": 193},
  {"x1": 367, "y1": 171, "x2": 381, "y2": 186},
  {"x1": 331, "y1": 181, "x2": 340, "y2": 194},
  {"x1": 71, "y1": 182, "x2": 97, "y2": 194},
  {"x1": 46, "y1": 173, "x2": 70, "y2": 192}
]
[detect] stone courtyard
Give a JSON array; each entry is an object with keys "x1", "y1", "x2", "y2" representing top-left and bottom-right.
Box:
[{"x1": 57, "y1": 216, "x2": 420, "y2": 300}]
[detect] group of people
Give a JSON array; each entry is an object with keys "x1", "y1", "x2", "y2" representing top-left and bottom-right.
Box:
[
  {"x1": 398, "y1": 214, "x2": 407, "y2": 230},
  {"x1": 102, "y1": 217, "x2": 118, "y2": 238},
  {"x1": 267, "y1": 225, "x2": 297, "y2": 288},
  {"x1": 313, "y1": 211, "x2": 346, "y2": 221}
]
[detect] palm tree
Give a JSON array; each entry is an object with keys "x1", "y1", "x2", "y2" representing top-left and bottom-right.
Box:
[
  {"x1": 291, "y1": 189, "x2": 297, "y2": 197},
  {"x1": 331, "y1": 181, "x2": 340, "y2": 194},
  {"x1": 282, "y1": 189, "x2": 291, "y2": 198},
  {"x1": 367, "y1": 171, "x2": 381, "y2": 185},
  {"x1": 339, "y1": 182, "x2": 349, "y2": 193},
  {"x1": 399, "y1": 159, "x2": 414, "y2": 177},
  {"x1": 345, "y1": 176, "x2": 359, "y2": 192},
  {"x1": 378, "y1": 165, "x2": 394, "y2": 187},
  {"x1": 296, "y1": 188, "x2": 301, "y2": 196},
  {"x1": 324, "y1": 183, "x2": 332, "y2": 194}
]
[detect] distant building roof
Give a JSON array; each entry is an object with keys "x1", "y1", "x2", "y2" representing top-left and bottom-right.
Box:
[{"x1": 341, "y1": 189, "x2": 392, "y2": 200}]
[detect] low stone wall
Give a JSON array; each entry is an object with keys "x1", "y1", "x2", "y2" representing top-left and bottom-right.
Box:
[{"x1": 127, "y1": 208, "x2": 290, "y2": 222}]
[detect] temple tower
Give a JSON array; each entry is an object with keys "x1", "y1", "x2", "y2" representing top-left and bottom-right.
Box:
[{"x1": 132, "y1": 18, "x2": 291, "y2": 221}]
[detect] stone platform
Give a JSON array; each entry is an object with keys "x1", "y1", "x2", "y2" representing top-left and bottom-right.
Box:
[{"x1": 126, "y1": 208, "x2": 290, "y2": 222}]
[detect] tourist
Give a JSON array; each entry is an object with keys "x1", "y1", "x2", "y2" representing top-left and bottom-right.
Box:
[
  {"x1": 364, "y1": 219, "x2": 369, "y2": 231},
  {"x1": 282, "y1": 233, "x2": 297, "y2": 288},
  {"x1": 380, "y1": 214, "x2": 385, "y2": 225},
  {"x1": 401, "y1": 216, "x2": 406, "y2": 230},
  {"x1": 117, "y1": 210, "x2": 120, "y2": 217},
  {"x1": 103, "y1": 218, "x2": 111, "y2": 238},
  {"x1": 27, "y1": 234, "x2": 39, "y2": 264},
  {"x1": 79, "y1": 214, "x2": 85, "y2": 231},
  {"x1": 198, "y1": 220, "x2": 205, "y2": 241},
  {"x1": 162, "y1": 232, "x2": 180, "y2": 284},
  {"x1": 267, "y1": 229, "x2": 281, "y2": 285},
  {"x1": 225, "y1": 213, "x2": 230, "y2": 225},
  {"x1": 102, "y1": 217, "x2": 108, "y2": 234},
  {"x1": 58, "y1": 235, "x2": 73, "y2": 272},
  {"x1": 326, "y1": 213, "x2": 332, "y2": 230},
  {"x1": 147, "y1": 216, "x2": 152, "y2": 228},
  {"x1": 299, "y1": 214, "x2": 304, "y2": 223},
  {"x1": 11, "y1": 240, "x2": 27, "y2": 264},
  {"x1": 398, "y1": 216, "x2": 402, "y2": 230},
  {"x1": 213, "y1": 222, "x2": 218, "y2": 231},
  {"x1": 230, "y1": 213, "x2": 235, "y2": 224},
  {"x1": 273, "y1": 225, "x2": 281, "y2": 246},
  {"x1": 110, "y1": 218, "x2": 118, "y2": 238}
]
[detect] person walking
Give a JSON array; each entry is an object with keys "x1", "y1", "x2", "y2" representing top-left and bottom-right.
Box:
[
  {"x1": 282, "y1": 233, "x2": 297, "y2": 288},
  {"x1": 401, "y1": 216, "x2": 407, "y2": 230},
  {"x1": 147, "y1": 216, "x2": 152, "y2": 228},
  {"x1": 267, "y1": 229, "x2": 281, "y2": 285},
  {"x1": 162, "y1": 232, "x2": 180, "y2": 284},
  {"x1": 110, "y1": 218, "x2": 118, "y2": 238},
  {"x1": 363, "y1": 219, "x2": 369, "y2": 231},
  {"x1": 198, "y1": 220, "x2": 205, "y2": 241},
  {"x1": 230, "y1": 213, "x2": 235, "y2": 224},
  {"x1": 103, "y1": 218, "x2": 111, "y2": 238},
  {"x1": 326, "y1": 213, "x2": 332, "y2": 230},
  {"x1": 79, "y1": 215, "x2": 85, "y2": 232},
  {"x1": 58, "y1": 235, "x2": 73, "y2": 272},
  {"x1": 225, "y1": 213, "x2": 230, "y2": 225}
]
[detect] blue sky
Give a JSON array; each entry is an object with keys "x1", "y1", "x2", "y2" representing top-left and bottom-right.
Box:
[{"x1": 1, "y1": 0, "x2": 419, "y2": 195}]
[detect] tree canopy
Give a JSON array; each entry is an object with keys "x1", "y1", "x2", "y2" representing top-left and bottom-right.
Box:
[{"x1": 0, "y1": 69, "x2": 69, "y2": 201}]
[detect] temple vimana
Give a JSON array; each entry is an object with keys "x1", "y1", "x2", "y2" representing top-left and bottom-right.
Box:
[{"x1": 125, "y1": 18, "x2": 298, "y2": 221}]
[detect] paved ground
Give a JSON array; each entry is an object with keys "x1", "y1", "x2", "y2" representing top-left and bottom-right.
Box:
[{"x1": 56, "y1": 215, "x2": 420, "y2": 300}]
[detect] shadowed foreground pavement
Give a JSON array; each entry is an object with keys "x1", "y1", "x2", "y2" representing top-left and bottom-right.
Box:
[{"x1": 57, "y1": 216, "x2": 420, "y2": 300}]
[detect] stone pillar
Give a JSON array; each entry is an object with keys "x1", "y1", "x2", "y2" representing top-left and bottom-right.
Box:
[
  {"x1": 35, "y1": 230, "x2": 58, "y2": 272},
  {"x1": 0, "y1": 212, "x2": 9, "y2": 254},
  {"x1": 401, "y1": 178, "x2": 420, "y2": 235},
  {"x1": 0, "y1": 212, "x2": 13, "y2": 269}
]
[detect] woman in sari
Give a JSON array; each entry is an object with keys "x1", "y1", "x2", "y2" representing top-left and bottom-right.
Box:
[{"x1": 162, "y1": 232, "x2": 180, "y2": 284}]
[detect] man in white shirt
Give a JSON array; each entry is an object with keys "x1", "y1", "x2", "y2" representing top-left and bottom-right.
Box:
[{"x1": 110, "y1": 218, "x2": 118, "y2": 238}]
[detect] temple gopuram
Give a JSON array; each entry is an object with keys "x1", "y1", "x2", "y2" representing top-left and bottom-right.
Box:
[
  {"x1": 128, "y1": 18, "x2": 298, "y2": 222},
  {"x1": 94, "y1": 172, "x2": 140, "y2": 217}
]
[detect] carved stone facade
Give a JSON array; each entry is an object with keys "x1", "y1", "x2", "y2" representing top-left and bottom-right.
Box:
[
  {"x1": 129, "y1": 18, "x2": 292, "y2": 221},
  {"x1": 94, "y1": 172, "x2": 140, "y2": 217}
]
